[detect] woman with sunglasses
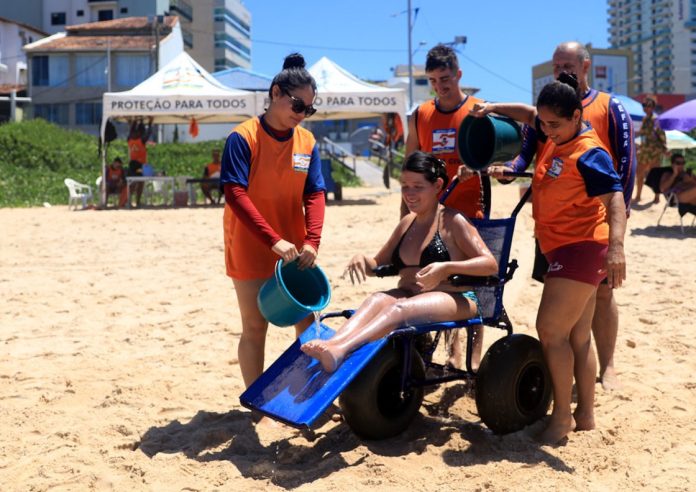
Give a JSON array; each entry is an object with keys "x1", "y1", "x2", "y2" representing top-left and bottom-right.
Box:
[
  {"x1": 635, "y1": 97, "x2": 668, "y2": 204},
  {"x1": 220, "y1": 53, "x2": 326, "y2": 409}
]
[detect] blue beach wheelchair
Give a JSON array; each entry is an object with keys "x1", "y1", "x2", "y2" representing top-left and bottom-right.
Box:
[{"x1": 241, "y1": 181, "x2": 552, "y2": 439}]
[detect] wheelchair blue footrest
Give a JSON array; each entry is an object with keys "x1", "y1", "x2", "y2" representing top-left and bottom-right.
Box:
[{"x1": 239, "y1": 321, "x2": 388, "y2": 428}]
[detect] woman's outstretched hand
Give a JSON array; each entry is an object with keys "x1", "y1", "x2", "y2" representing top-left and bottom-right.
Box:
[
  {"x1": 342, "y1": 254, "x2": 369, "y2": 284},
  {"x1": 469, "y1": 102, "x2": 495, "y2": 118}
]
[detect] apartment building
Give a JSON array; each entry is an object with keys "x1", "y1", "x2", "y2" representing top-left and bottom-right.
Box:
[
  {"x1": 0, "y1": 0, "x2": 251, "y2": 73},
  {"x1": 608, "y1": 0, "x2": 696, "y2": 97},
  {"x1": 23, "y1": 16, "x2": 183, "y2": 133}
]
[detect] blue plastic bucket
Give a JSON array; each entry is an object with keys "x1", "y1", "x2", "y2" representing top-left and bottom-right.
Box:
[
  {"x1": 257, "y1": 259, "x2": 331, "y2": 327},
  {"x1": 457, "y1": 115, "x2": 522, "y2": 171}
]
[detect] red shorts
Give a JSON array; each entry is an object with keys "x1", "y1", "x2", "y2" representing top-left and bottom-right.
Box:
[{"x1": 544, "y1": 241, "x2": 608, "y2": 287}]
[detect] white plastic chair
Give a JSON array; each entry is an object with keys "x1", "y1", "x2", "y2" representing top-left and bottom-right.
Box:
[
  {"x1": 142, "y1": 179, "x2": 170, "y2": 206},
  {"x1": 64, "y1": 178, "x2": 94, "y2": 210}
]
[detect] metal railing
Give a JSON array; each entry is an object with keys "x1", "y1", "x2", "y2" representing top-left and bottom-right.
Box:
[{"x1": 321, "y1": 137, "x2": 357, "y2": 174}]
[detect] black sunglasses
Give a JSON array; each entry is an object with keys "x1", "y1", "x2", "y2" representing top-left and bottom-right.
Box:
[{"x1": 284, "y1": 90, "x2": 317, "y2": 117}]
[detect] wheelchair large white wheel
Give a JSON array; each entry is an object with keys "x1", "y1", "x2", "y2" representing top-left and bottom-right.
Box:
[
  {"x1": 339, "y1": 342, "x2": 425, "y2": 439},
  {"x1": 475, "y1": 334, "x2": 551, "y2": 434}
]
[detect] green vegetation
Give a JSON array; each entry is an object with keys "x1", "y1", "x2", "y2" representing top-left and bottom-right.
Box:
[
  {"x1": 0, "y1": 119, "x2": 360, "y2": 207},
  {"x1": 330, "y1": 158, "x2": 361, "y2": 187}
]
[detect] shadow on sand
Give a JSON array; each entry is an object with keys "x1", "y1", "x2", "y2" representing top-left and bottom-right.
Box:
[{"x1": 137, "y1": 402, "x2": 571, "y2": 487}]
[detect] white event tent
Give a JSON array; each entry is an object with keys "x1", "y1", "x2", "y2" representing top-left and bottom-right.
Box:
[
  {"x1": 99, "y1": 51, "x2": 256, "y2": 202},
  {"x1": 255, "y1": 56, "x2": 408, "y2": 136},
  {"x1": 101, "y1": 51, "x2": 256, "y2": 129}
]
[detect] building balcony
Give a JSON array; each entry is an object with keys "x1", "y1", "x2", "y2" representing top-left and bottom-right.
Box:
[{"x1": 169, "y1": 0, "x2": 193, "y2": 22}]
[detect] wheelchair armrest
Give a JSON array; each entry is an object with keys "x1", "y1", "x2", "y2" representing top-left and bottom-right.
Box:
[
  {"x1": 373, "y1": 260, "x2": 519, "y2": 285},
  {"x1": 448, "y1": 260, "x2": 519, "y2": 287},
  {"x1": 373, "y1": 264, "x2": 399, "y2": 277}
]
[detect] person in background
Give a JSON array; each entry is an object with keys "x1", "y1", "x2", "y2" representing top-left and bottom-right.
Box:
[
  {"x1": 105, "y1": 157, "x2": 127, "y2": 208},
  {"x1": 634, "y1": 96, "x2": 668, "y2": 204},
  {"x1": 404, "y1": 43, "x2": 490, "y2": 370},
  {"x1": 201, "y1": 149, "x2": 222, "y2": 204},
  {"x1": 127, "y1": 117, "x2": 154, "y2": 207},
  {"x1": 220, "y1": 54, "x2": 326, "y2": 420},
  {"x1": 660, "y1": 153, "x2": 696, "y2": 205}
]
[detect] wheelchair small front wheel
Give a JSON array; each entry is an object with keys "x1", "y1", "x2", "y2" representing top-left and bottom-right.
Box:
[
  {"x1": 339, "y1": 342, "x2": 425, "y2": 439},
  {"x1": 475, "y1": 334, "x2": 551, "y2": 434}
]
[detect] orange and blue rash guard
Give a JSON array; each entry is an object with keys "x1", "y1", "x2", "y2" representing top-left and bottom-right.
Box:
[
  {"x1": 414, "y1": 95, "x2": 488, "y2": 218},
  {"x1": 509, "y1": 89, "x2": 636, "y2": 213},
  {"x1": 220, "y1": 116, "x2": 326, "y2": 280},
  {"x1": 127, "y1": 138, "x2": 147, "y2": 164},
  {"x1": 106, "y1": 165, "x2": 125, "y2": 184},
  {"x1": 204, "y1": 162, "x2": 221, "y2": 177},
  {"x1": 532, "y1": 127, "x2": 623, "y2": 254}
]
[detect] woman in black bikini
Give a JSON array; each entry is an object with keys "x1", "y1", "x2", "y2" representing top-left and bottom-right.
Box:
[{"x1": 301, "y1": 151, "x2": 498, "y2": 373}]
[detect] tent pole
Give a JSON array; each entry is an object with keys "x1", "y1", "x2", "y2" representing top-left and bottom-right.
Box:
[{"x1": 99, "y1": 116, "x2": 108, "y2": 207}]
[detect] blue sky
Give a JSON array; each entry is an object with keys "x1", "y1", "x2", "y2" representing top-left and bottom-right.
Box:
[{"x1": 243, "y1": 0, "x2": 611, "y2": 103}]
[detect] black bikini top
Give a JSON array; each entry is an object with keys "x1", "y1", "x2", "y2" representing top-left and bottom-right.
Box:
[{"x1": 391, "y1": 212, "x2": 451, "y2": 271}]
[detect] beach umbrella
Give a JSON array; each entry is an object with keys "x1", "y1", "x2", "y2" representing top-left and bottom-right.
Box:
[
  {"x1": 612, "y1": 94, "x2": 645, "y2": 121},
  {"x1": 657, "y1": 99, "x2": 696, "y2": 132},
  {"x1": 635, "y1": 129, "x2": 696, "y2": 150},
  {"x1": 665, "y1": 129, "x2": 696, "y2": 150}
]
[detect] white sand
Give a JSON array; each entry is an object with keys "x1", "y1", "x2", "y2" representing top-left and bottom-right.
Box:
[{"x1": 1, "y1": 184, "x2": 695, "y2": 491}]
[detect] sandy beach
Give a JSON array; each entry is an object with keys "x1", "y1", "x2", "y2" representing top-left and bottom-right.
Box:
[{"x1": 1, "y1": 182, "x2": 695, "y2": 491}]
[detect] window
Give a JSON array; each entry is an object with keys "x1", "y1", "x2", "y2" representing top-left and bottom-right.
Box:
[
  {"x1": 77, "y1": 10, "x2": 84, "y2": 16},
  {"x1": 114, "y1": 54, "x2": 150, "y2": 86},
  {"x1": 76, "y1": 54, "x2": 107, "y2": 87},
  {"x1": 34, "y1": 104, "x2": 69, "y2": 125},
  {"x1": 120, "y1": 7, "x2": 128, "y2": 14},
  {"x1": 75, "y1": 102, "x2": 102, "y2": 125},
  {"x1": 51, "y1": 12, "x2": 66, "y2": 25},
  {"x1": 98, "y1": 10, "x2": 113, "y2": 21},
  {"x1": 31, "y1": 55, "x2": 68, "y2": 87}
]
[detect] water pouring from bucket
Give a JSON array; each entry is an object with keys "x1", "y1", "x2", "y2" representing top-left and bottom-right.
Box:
[
  {"x1": 257, "y1": 259, "x2": 331, "y2": 328},
  {"x1": 456, "y1": 114, "x2": 523, "y2": 171}
]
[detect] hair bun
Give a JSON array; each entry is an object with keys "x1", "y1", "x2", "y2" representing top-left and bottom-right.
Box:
[
  {"x1": 557, "y1": 71, "x2": 579, "y2": 90},
  {"x1": 283, "y1": 53, "x2": 306, "y2": 70}
]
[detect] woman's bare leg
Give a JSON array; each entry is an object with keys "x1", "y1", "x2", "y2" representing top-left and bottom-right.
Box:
[
  {"x1": 677, "y1": 185, "x2": 696, "y2": 205},
  {"x1": 302, "y1": 291, "x2": 476, "y2": 372},
  {"x1": 569, "y1": 295, "x2": 597, "y2": 431},
  {"x1": 633, "y1": 162, "x2": 647, "y2": 202},
  {"x1": 232, "y1": 277, "x2": 270, "y2": 389},
  {"x1": 536, "y1": 277, "x2": 597, "y2": 444}
]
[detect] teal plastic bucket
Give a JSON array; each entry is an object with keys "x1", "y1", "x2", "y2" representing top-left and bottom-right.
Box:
[
  {"x1": 457, "y1": 115, "x2": 522, "y2": 171},
  {"x1": 257, "y1": 259, "x2": 331, "y2": 327}
]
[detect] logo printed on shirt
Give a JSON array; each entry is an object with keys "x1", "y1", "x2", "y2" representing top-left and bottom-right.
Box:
[
  {"x1": 292, "y1": 153, "x2": 311, "y2": 173},
  {"x1": 547, "y1": 157, "x2": 564, "y2": 178},
  {"x1": 432, "y1": 128, "x2": 456, "y2": 154}
]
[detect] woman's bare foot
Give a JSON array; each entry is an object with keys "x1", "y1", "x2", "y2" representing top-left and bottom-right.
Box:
[
  {"x1": 537, "y1": 415, "x2": 575, "y2": 445},
  {"x1": 300, "y1": 341, "x2": 342, "y2": 373},
  {"x1": 599, "y1": 366, "x2": 622, "y2": 391},
  {"x1": 573, "y1": 409, "x2": 595, "y2": 432}
]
